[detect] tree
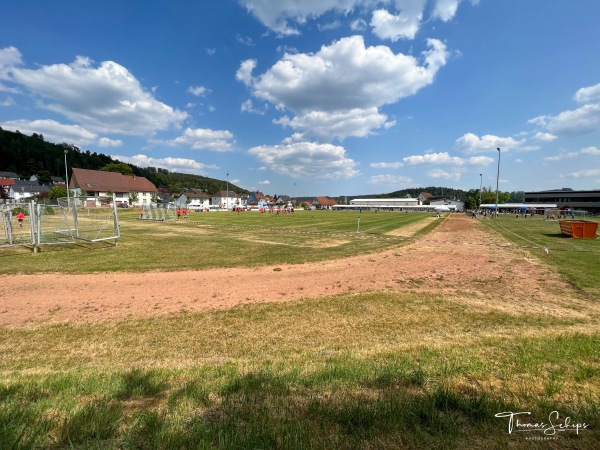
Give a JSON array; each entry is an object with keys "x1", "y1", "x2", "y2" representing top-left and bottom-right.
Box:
[
  {"x1": 100, "y1": 162, "x2": 133, "y2": 175},
  {"x1": 49, "y1": 185, "x2": 67, "y2": 200},
  {"x1": 129, "y1": 192, "x2": 139, "y2": 205}
]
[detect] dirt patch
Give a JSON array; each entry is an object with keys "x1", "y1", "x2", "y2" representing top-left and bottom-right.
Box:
[{"x1": 0, "y1": 215, "x2": 593, "y2": 327}]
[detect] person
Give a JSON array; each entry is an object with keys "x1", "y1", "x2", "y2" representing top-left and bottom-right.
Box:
[
  {"x1": 177, "y1": 208, "x2": 181, "y2": 220},
  {"x1": 16, "y1": 212, "x2": 25, "y2": 227},
  {"x1": 139, "y1": 208, "x2": 144, "y2": 220}
]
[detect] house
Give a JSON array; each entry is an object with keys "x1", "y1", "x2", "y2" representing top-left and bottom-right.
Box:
[
  {"x1": 275, "y1": 195, "x2": 291, "y2": 206},
  {"x1": 0, "y1": 171, "x2": 19, "y2": 180},
  {"x1": 312, "y1": 196, "x2": 338, "y2": 210},
  {"x1": 418, "y1": 192, "x2": 432, "y2": 204},
  {"x1": 211, "y1": 190, "x2": 240, "y2": 209},
  {"x1": 7, "y1": 179, "x2": 50, "y2": 202},
  {"x1": 247, "y1": 191, "x2": 266, "y2": 206},
  {"x1": 69, "y1": 168, "x2": 158, "y2": 207},
  {"x1": 177, "y1": 189, "x2": 211, "y2": 209}
]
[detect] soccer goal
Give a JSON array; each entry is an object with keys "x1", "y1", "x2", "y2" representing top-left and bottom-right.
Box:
[
  {"x1": 544, "y1": 208, "x2": 587, "y2": 221},
  {"x1": 54, "y1": 195, "x2": 120, "y2": 244}
]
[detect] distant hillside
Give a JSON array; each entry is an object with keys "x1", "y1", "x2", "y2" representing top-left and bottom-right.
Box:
[
  {"x1": 0, "y1": 128, "x2": 249, "y2": 195},
  {"x1": 346, "y1": 187, "x2": 466, "y2": 201}
]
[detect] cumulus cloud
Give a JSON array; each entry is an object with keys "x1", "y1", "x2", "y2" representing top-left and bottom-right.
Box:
[
  {"x1": 544, "y1": 146, "x2": 600, "y2": 161},
  {"x1": 275, "y1": 108, "x2": 391, "y2": 140},
  {"x1": 188, "y1": 85, "x2": 209, "y2": 97},
  {"x1": 528, "y1": 82, "x2": 600, "y2": 136},
  {"x1": 248, "y1": 141, "x2": 359, "y2": 179},
  {"x1": 0, "y1": 118, "x2": 120, "y2": 148},
  {"x1": 240, "y1": 0, "x2": 362, "y2": 36},
  {"x1": 427, "y1": 168, "x2": 460, "y2": 181},
  {"x1": 454, "y1": 133, "x2": 524, "y2": 153},
  {"x1": 258, "y1": 180, "x2": 271, "y2": 185},
  {"x1": 581, "y1": 146, "x2": 600, "y2": 155},
  {"x1": 151, "y1": 127, "x2": 235, "y2": 151},
  {"x1": 0, "y1": 46, "x2": 22, "y2": 92},
  {"x1": 372, "y1": 152, "x2": 493, "y2": 169},
  {"x1": 240, "y1": 35, "x2": 448, "y2": 140},
  {"x1": 112, "y1": 154, "x2": 218, "y2": 175},
  {"x1": 241, "y1": 0, "x2": 474, "y2": 39},
  {"x1": 371, "y1": 0, "x2": 426, "y2": 41},
  {"x1": 533, "y1": 131, "x2": 557, "y2": 141},
  {"x1": 568, "y1": 169, "x2": 600, "y2": 178},
  {"x1": 370, "y1": 161, "x2": 404, "y2": 169},
  {"x1": 241, "y1": 99, "x2": 267, "y2": 115},
  {"x1": 368, "y1": 174, "x2": 412, "y2": 185},
  {"x1": 574, "y1": 82, "x2": 600, "y2": 104},
  {"x1": 2, "y1": 51, "x2": 187, "y2": 135}
]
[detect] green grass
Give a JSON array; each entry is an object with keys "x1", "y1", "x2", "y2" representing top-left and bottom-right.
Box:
[
  {"x1": 480, "y1": 214, "x2": 600, "y2": 296},
  {"x1": 0, "y1": 210, "x2": 436, "y2": 274},
  {"x1": 1, "y1": 211, "x2": 599, "y2": 449}
]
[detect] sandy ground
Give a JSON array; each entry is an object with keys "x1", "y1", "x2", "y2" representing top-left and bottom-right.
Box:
[{"x1": 0, "y1": 215, "x2": 592, "y2": 328}]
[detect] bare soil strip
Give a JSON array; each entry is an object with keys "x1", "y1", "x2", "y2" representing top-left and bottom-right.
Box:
[{"x1": 0, "y1": 215, "x2": 593, "y2": 328}]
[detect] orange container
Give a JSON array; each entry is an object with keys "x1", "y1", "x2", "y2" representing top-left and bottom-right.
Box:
[{"x1": 559, "y1": 220, "x2": 599, "y2": 239}]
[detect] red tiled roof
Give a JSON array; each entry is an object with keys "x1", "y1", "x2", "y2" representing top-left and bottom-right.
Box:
[
  {"x1": 70, "y1": 168, "x2": 156, "y2": 193},
  {"x1": 0, "y1": 178, "x2": 16, "y2": 186},
  {"x1": 314, "y1": 196, "x2": 338, "y2": 206}
]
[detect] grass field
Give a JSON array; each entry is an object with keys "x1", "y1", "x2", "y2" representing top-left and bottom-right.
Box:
[{"x1": 1, "y1": 211, "x2": 598, "y2": 449}]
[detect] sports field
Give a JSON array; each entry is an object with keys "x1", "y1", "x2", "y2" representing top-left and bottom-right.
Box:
[{"x1": 0, "y1": 210, "x2": 598, "y2": 449}]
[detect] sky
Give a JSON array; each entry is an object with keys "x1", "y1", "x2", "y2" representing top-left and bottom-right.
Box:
[{"x1": 1, "y1": 0, "x2": 599, "y2": 197}]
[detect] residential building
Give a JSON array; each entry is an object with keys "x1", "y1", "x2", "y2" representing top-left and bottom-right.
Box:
[
  {"x1": 312, "y1": 196, "x2": 338, "y2": 210},
  {"x1": 69, "y1": 168, "x2": 157, "y2": 207},
  {"x1": 211, "y1": 190, "x2": 239, "y2": 209}
]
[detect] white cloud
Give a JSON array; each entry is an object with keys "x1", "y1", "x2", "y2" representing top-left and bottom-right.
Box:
[
  {"x1": 372, "y1": 152, "x2": 493, "y2": 169},
  {"x1": 568, "y1": 169, "x2": 600, "y2": 178},
  {"x1": 0, "y1": 118, "x2": 119, "y2": 148},
  {"x1": 368, "y1": 174, "x2": 412, "y2": 185},
  {"x1": 258, "y1": 180, "x2": 271, "y2": 185},
  {"x1": 529, "y1": 82, "x2": 600, "y2": 136},
  {"x1": 5, "y1": 54, "x2": 188, "y2": 135},
  {"x1": 240, "y1": 0, "x2": 363, "y2": 36},
  {"x1": 241, "y1": 35, "x2": 448, "y2": 140},
  {"x1": 188, "y1": 85, "x2": 209, "y2": 97},
  {"x1": 427, "y1": 168, "x2": 461, "y2": 181},
  {"x1": 581, "y1": 146, "x2": 600, "y2": 155},
  {"x1": 112, "y1": 154, "x2": 218, "y2": 175},
  {"x1": 275, "y1": 108, "x2": 390, "y2": 140},
  {"x1": 151, "y1": 127, "x2": 235, "y2": 151},
  {"x1": 236, "y1": 59, "x2": 257, "y2": 86},
  {"x1": 240, "y1": 1, "x2": 475, "y2": 40},
  {"x1": 248, "y1": 141, "x2": 359, "y2": 179},
  {"x1": 0, "y1": 97, "x2": 15, "y2": 106},
  {"x1": 241, "y1": 99, "x2": 266, "y2": 115},
  {"x1": 432, "y1": 0, "x2": 461, "y2": 22},
  {"x1": 0, "y1": 46, "x2": 22, "y2": 92},
  {"x1": 370, "y1": 161, "x2": 404, "y2": 169},
  {"x1": 533, "y1": 131, "x2": 557, "y2": 141},
  {"x1": 574, "y1": 82, "x2": 600, "y2": 103},
  {"x1": 454, "y1": 133, "x2": 524, "y2": 153}
]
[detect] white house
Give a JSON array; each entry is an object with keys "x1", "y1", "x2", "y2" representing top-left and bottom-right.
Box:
[
  {"x1": 211, "y1": 190, "x2": 240, "y2": 209},
  {"x1": 69, "y1": 168, "x2": 158, "y2": 207}
]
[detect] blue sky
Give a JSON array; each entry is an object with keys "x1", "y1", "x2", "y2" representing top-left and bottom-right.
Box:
[{"x1": 1, "y1": 0, "x2": 599, "y2": 197}]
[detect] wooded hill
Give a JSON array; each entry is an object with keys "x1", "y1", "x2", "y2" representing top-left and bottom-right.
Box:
[{"x1": 0, "y1": 128, "x2": 249, "y2": 195}]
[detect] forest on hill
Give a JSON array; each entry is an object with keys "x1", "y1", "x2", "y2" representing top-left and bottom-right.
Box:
[{"x1": 0, "y1": 128, "x2": 248, "y2": 195}]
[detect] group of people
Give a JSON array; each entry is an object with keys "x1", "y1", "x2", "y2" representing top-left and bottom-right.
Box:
[{"x1": 176, "y1": 208, "x2": 189, "y2": 220}]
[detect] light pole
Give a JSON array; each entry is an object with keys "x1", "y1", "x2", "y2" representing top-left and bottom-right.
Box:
[
  {"x1": 226, "y1": 172, "x2": 229, "y2": 210},
  {"x1": 479, "y1": 173, "x2": 482, "y2": 208},
  {"x1": 293, "y1": 182, "x2": 296, "y2": 206},
  {"x1": 494, "y1": 148, "x2": 500, "y2": 217},
  {"x1": 64, "y1": 149, "x2": 70, "y2": 205}
]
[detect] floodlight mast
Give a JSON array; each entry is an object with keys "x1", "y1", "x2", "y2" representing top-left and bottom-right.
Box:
[
  {"x1": 479, "y1": 173, "x2": 482, "y2": 208},
  {"x1": 64, "y1": 149, "x2": 70, "y2": 205},
  {"x1": 494, "y1": 148, "x2": 500, "y2": 217}
]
